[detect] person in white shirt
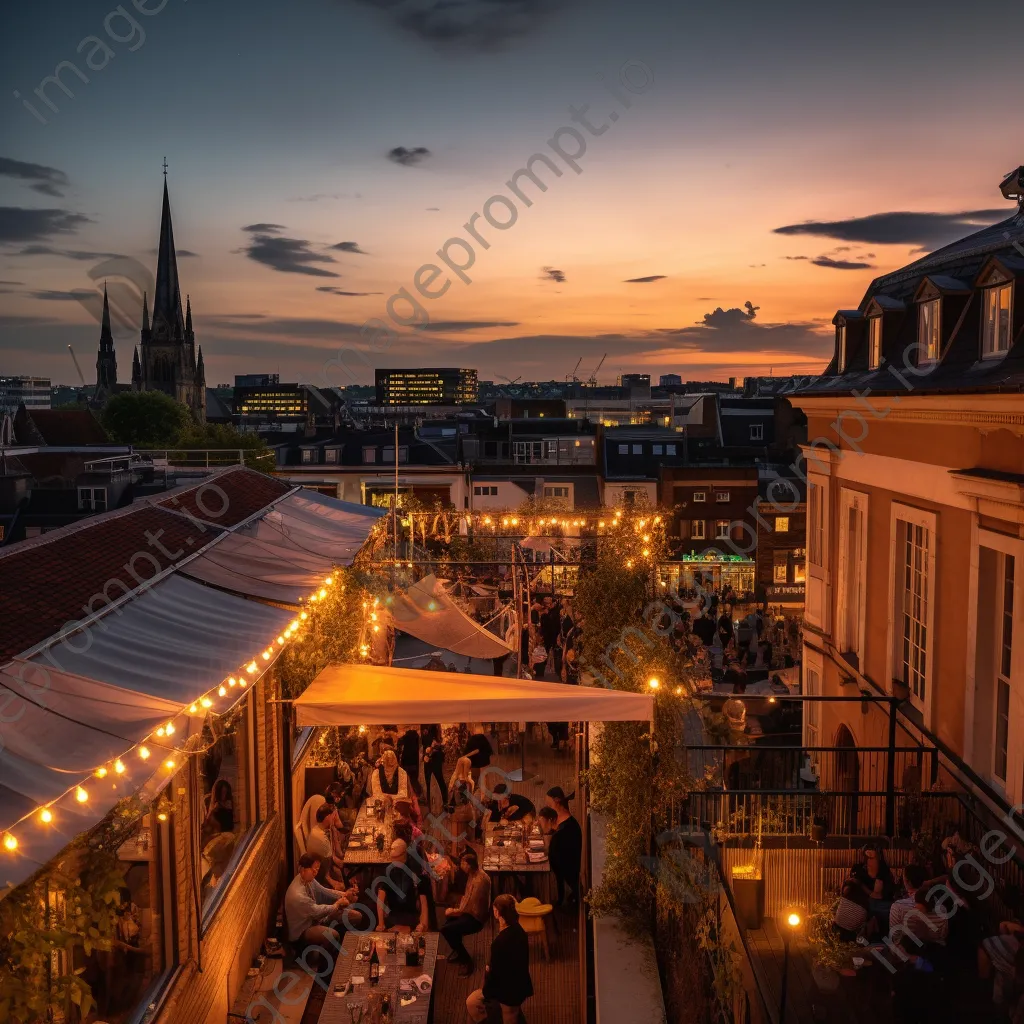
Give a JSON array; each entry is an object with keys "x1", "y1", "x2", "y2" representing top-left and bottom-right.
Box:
[
  {"x1": 370, "y1": 748, "x2": 409, "y2": 801},
  {"x1": 284, "y1": 853, "x2": 363, "y2": 946},
  {"x1": 889, "y1": 864, "x2": 948, "y2": 947}
]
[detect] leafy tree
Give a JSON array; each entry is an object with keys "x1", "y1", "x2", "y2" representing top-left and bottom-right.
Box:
[{"x1": 100, "y1": 390, "x2": 189, "y2": 446}]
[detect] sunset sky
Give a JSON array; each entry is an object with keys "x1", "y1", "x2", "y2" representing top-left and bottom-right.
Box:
[{"x1": 1, "y1": 0, "x2": 1022, "y2": 385}]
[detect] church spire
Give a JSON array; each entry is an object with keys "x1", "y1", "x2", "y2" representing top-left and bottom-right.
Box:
[
  {"x1": 185, "y1": 294, "x2": 193, "y2": 335},
  {"x1": 100, "y1": 283, "x2": 113, "y2": 346},
  {"x1": 196, "y1": 344, "x2": 206, "y2": 385},
  {"x1": 152, "y1": 178, "x2": 184, "y2": 341},
  {"x1": 94, "y1": 283, "x2": 118, "y2": 404},
  {"x1": 141, "y1": 291, "x2": 149, "y2": 332},
  {"x1": 132, "y1": 346, "x2": 142, "y2": 390}
]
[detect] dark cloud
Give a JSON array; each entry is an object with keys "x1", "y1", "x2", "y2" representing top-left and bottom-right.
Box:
[
  {"x1": 774, "y1": 209, "x2": 1008, "y2": 248},
  {"x1": 28, "y1": 289, "x2": 95, "y2": 301},
  {"x1": 624, "y1": 275, "x2": 666, "y2": 283},
  {"x1": 350, "y1": 0, "x2": 565, "y2": 49},
  {"x1": 387, "y1": 147, "x2": 431, "y2": 167},
  {"x1": 317, "y1": 286, "x2": 382, "y2": 296},
  {"x1": 240, "y1": 224, "x2": 340, "y2": 278},
  {"x1": 541, "y1": 266, "x2": 566, "y2": 284},
  {"x1": 0, "y1": 207, "x2": 92, "y2": 244},
  {"x1": 0, "y1": 158, "x2": 69, "y2": 198},
  {"x1": 330, "y1": 241, "x2": 368, "y2": 254},
  {"x1": 415, "y1": 320, "x2": 519, "y2": 332},
  {"x1": 147, "y1": 247, "x2": 199, "y2": 258},
  {"x1": 697, "y1": 301, "x2": 759, "y2": 328},
  {"x1": 14, "y1": 244, "x2": 123, "y2": 261},
  {"x1": 784, "y1": 253, "x2": 875, "y2": 270}
]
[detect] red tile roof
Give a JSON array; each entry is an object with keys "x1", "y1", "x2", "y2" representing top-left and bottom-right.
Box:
[
  {"x1": 156, "y1": 467, "x2": 291, "y2": 527},
  {"x1": 0, "y1": 506, "x2": 224, "y2": 661}
]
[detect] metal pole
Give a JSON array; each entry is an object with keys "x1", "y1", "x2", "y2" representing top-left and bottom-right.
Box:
[
  {"x1": 393, "y1": 422, "x2": 399, "y2": 559},
  {"x1": 779, "y1": 931, "x2": 791, "y2": 1023},
  {"x1": 885, "y1": 696, "x2": 898, "y2": 838},
  {"x1": 282, "y1": 701, "x2": 296, "y2": 881}
]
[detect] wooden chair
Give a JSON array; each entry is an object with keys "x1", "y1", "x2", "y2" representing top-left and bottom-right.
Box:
[{"x1": 515, "y1": 897, "x2": 552, "y2": 961}]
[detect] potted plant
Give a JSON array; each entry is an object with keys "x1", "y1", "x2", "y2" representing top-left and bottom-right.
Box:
[{"x1": 806, "y1": 898, "x2": 859, "y2": 991}]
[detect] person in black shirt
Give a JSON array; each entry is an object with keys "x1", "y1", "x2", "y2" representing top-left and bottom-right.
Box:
[
  {"x1": 463, "y1": 732, "x2": 493, "y2": 772},
  {"x1": 466, "y1": 894, "x2": 533, "y2": 1024},
  {"x1": 397, "y1": 728, "x2": 420, "y2": 776},
  {"x1": 540, "y1": 597, "x2": 563, "y2": 676},
  {"x1": 374, "y1": 838, "x2": 430, "y2": 932},
  {"x1": 546, "y1": 786, "x2": 582, "y2": 907},
  {"x1": 421, "y1": 724, "x2": 447, "y2": 808},
  {"x1": 485, "y1": 783, "x2": 536, "y2": 824},
  {"x1": 691, "y1": 612, "x2": 716, "y2": 647},
  {"x1": 716, "y1": 606, "x2": 735, "y2": 651}
]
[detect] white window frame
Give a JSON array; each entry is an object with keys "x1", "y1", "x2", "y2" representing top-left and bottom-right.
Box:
[
  {"x1": 887, "y1": 503, "x2": 938, "y2": 722},
  {"x1": 652, "y1": 444, "x2": 664, "y2": 455},
  {"x1": 918, "y1": 298, "x2": 941, "y2": 363},
  {"x1": 982, "y1": 283, "x2": 1013, "y2": 359},
  {"x1": 803, "y1": 649, "x2": 824, "y2": 750},
  {"x1": 301, "y1": 449, "x2": 315, "y2": 464},
  {"x1": 693, "y1": 491, "x2": 707, "y2": 503},
  {"x1": 837, "y1": 324, "x2": 847, "y2": 372},
  {"x1": 77, "y1": 486, "x2": 107, "y2": 512},
  {"x1": 804, "y1": 463, "x2": 833, "y2": 635},
  {"x1": 666, "y1": 444, "x2": 676, "y2": 456},
  {"x1": 617, "y1": 444, "x2": 628, "y2": 455},
  {"x1": 868, "y1": 316, "x2": 882, "y2": 369},
  {"x1": 836, "y1": 488, "x2": 869, "y2": 666},
  {"x1": 749, "y1": 423, "x2": 764, "y2": 442},
  {"x1": 715, "y1": 519, "x2": 730, "y2": 540},
  {"x1": 715, "y1": 491, "x2": 730, "y2": 503},
  {"x1": 994, "y1": 550, "x2": 1015, "y2": 783},
  {"x1": 691, "y1": 519, "x2": 706, "y2": 541},
  {"x1": 362, "y1": 446, "x2": 376, "y2": 464},
  {"x1": 632, "y1": 444, "x2": 642, "y2": 455}
]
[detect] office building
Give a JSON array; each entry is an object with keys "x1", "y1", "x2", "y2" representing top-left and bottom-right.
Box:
[
  {"x1": 375, "y1": 367, "x2": 478, "y2": 405},
  {"x1": 0, "y1": 376, "x2": 51, "y2": 416}
]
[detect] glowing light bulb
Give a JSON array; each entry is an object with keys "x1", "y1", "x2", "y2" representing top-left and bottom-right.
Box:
[
  {"x1": 218, "y1": 686, "x2": 227, "y2": 697},
  {"x1": 75, "y1": 786, "x2": 88, "y2": 803},
  {"x1": 309, "y1": 593, "x2": 318, "y2": 603},
  {"x1": 372, "y1": 625, "x2": 380, "y2": 633},
  {"x1": 3, "y1": 833, "x2": 16, "y2": 852},
  {"x1": 325, "y1": 576, "x2": 333, "y2": 585},
  {"x1": 40, "y1": 808, "x2": 53, "y2": 824},
  {"x1": 164, "y1": 759, "x2": 176, "y2": 770},
  {"x1": 263, "y1": 650, "x2": 271, "y2": 661},
  {"x1": 277, "y1": 636, "x2": 285, "y2": 645},
  {"x1": 787, "y1": 912, "x2": 801, "y2": 928},
  {"x1": 114, "y1": 760, "x2": 126, "y2": 775},
  {"x1": 648, "y1": 677, "x2": 660, "y2": 689},
  {"x1": 358, "y1": 725, "x2": 366, "y2": 734},
  {"x1": 319, "y1": 589, "x2": 327, "y2": 600},
  {"x1": 290, "y1": 619, "x2": 299, "y2": 631},
  {"x1": 370, "y1": 613, "x2": 378, "y2": 621},
  {"x1": 189, "y1": 704, "x2": 198, "y2": 714},
  {"x1": 165, "y1": 723, "x2": 175, "y2": 736},
  {"x1": 139, "y1": 746, "x2": 151, "y2": 760},
  {"x1": 156, "y1": 727, "x2": 166, "y2": 738},
  {"x1": 201, "y1": 697, "x2": 213, "y2": 708},
  {"x1": 95, "y1": 767, "x2": 108, "y2": 779},
  {"x1": 300, "y1": 612, "x2": 308, "y2": 621},
  {"x1": 247, "y1": 662, "x2": 257, "y2": 673},
  {"x1": 157, "y1": 812, "x2": 168, "y2": 822},
  {"x1": 642, "y1": 548, "x2": 650, "y2": 557}
]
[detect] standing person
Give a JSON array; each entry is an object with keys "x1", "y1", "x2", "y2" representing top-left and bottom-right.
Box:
[
  {"x1": 466, "y1": 894, "x2": 533, "y2": 1024},
  {"x1": 540, "y1": 596, "x2": 563, "y2": 677},
  {"x1": 530, "y1": 630, "x2": 549, "y2": 680},
  {"x1": 691, "y1": 610, "x2": 716, "y2": 647},
  {"x1": 397, "y1": 727, "x2": 420, "y2": 786},
  {"x1": 446, "y1": 756, "x2": 477, "y2": 856},
  {"x1": 546, "y1": 786, "x2": 583, "y2": 907},
  {"x1": 716, "y1": 604, "x2": 735, "y2": 652},
  {"x1": 463, "y1": 730, "x2": 493, "y2": 772},
  {"x1": 422, "y1": 724, "x2": 447, "y2": 809},
  {"x1": 441, "y1": 850, "x2": 492, "y2": 975}
]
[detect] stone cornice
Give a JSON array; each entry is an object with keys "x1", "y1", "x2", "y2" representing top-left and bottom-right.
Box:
[{"x1": 794, "y1": 394, "x2": 1024, "y2": 428}]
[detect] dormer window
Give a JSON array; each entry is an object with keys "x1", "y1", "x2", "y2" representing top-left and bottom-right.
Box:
[
  {"x1": 982, "y1": 283, "x2": 1013, "y2": 358},
  {"x1": 918, "y1": 299, "x2": 941, "y2": 363},
  {"x1": 868, "y1": 316, "x2": 882, "y2": 369},
  {"x1": 837, "y1": 324, "x2": 848, "y2": 372}
]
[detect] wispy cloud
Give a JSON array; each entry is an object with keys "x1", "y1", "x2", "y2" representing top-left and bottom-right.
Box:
[
  {"x1": 317, "y1": 286, "x2": 382, "y2": 296},
  {"x1": 774, "y1": 209, "x2": 1008, "y2": 248},
  {"x1": 624, "y1": 274, "x2": 666, "y2": 283},
  {"x1": 240, "y1": 223, "x2": 340, "y2": 278},
  {"x1": 0, "y1": 207, "x2": 92, "y2": 244},
  {"x1": 0, "y1": 157, "x2": 70, "y2": 198},
  {"x1": 387, "y1": 146, "x2": 431, "y2": 167},
  {"x1": 329, "y1": 241, "x2": 368, "y2": 254},
  {"x1": 414, "y1": 320, "x2": 519, "y2": 333},
  {"x1": 541, "y1": 266, "x2": 566, "y2": 284}
]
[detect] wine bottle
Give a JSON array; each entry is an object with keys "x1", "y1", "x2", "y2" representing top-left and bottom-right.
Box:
[{"x1": 369, "y1": 943, "x2": 380, "y2": 985}]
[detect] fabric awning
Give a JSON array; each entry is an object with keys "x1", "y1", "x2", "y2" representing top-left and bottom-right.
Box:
[
  {"x1": 294, "y1": 663, "x2": 654, "y2": 725},
  {"x1": 0, "y1": 661, "x2": 195, "y2": 890},
  {"x1": 179, "y1": 490, "x2": 385, "y2": 603},
  {"x1": 251, "y1": 491, "x2": 387, "y2": 563},
  {"x1": 387, "y1": 574, "x2": 513, "y2": 659},
  {"x1": 29, "y1": 574, "x2": 294, "y2": 704}
]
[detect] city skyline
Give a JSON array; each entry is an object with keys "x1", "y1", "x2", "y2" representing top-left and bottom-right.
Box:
[{"x1": 1, "y1": 0, "x2": 1022, "y2": 385}]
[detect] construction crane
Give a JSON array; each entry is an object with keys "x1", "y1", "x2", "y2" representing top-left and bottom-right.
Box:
[
  {"x1": 585, "y1": 353, "x2": 607, "y2": 388},
  {"x1": 565, "y1": 357, "x2": 582, "y2": 384},
  {"x1": 67, "y1": 344, "x2": 87, "y2": 386}
]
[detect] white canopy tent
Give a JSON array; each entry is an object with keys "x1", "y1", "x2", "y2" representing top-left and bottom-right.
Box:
[
  {"x1": 386, "y1": 574, "x2": 514, "y2": 660},
  {"x1": 294, "y1": 663, "x2": 654, "y2": 726},
  {"x1": 180, "y1": 491, "x2": 386, "y2": 604}
]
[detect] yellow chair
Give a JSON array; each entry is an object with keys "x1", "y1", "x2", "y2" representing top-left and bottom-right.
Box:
[{"x1": 515, "y1": 897, "x2": 553, "y2": 961}]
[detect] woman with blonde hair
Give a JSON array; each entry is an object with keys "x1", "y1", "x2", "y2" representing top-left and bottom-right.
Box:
[
  {"x1": 370, "y1": 748, "x2": 409, "y2": 801},
  {"x1": 446, "y1": 756, "x2": 477, "y2": 856}
]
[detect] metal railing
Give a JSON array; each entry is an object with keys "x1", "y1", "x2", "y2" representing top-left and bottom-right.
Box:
[{"x1": 135, "y1": 448, "x2": 249, "y2": 469}]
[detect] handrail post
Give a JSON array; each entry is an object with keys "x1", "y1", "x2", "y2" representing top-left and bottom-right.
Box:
[{"x1": 885, "y1": 697, "x2": 898, "y2": 838}]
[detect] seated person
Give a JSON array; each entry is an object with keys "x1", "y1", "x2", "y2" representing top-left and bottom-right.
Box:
[
  {"x1": 537, "y1": 806, "x2": 558, "y2": 836},
  {"x1": 375, "y1": 839, "x2": 430, "y2": 933},
  {"x1": 285, "y1": 853, "x2": 363, "y2": 947},
  {"x1": 392, "y1": 799, "x2": 423, "y2": 846},
  {"x1": 888, "y1": 866, "x2": 949, "y2": 950},
  {"x1": 441, "y1": 851, "x2": 492, "y2": 975},
  {"x1": 832, "y1": 880, "x2": 869, "y2": 940},
  {"x1": 979, "y1": 919, "x2": 1024, "y2": 1003},
  {"x1": 486, "y1": 784, "x2": 536, "y2": 825},
  {"x1": 306, "y1": 803, "x2": 346, "y2": 887},
  {"x1": 370, "y1": 749, "x2": 409, "y2": 802}
]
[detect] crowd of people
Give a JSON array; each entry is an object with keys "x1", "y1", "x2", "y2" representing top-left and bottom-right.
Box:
[
  {"x1": 829, "y1": 836, "x2": 1024, "y2": 1018},
  {"x1": 286, "y1": 718, "x2": 583, "y2": 1022}
]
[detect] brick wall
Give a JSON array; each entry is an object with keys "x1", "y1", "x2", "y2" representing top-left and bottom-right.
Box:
[{"x1": 155, "y1": 673, "x2": 288, "y2": 1024}]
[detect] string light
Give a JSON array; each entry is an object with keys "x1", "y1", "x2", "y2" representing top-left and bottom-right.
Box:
[
  {"x1": 201, "y1": 697, "x2": 213, "y2": 709},
  {"x1": 218, "y1": 686, "x2": 227, "y2": 697},
  {"x1": 75, "y1": 786, "x2": 88, "y2": 803},
  {"x1": 262, "y1": 651, "x2": 271, "y2": 661},
  {"x1": 300, "y1": 612, "x2": 308, "y2": 621},
  {"x1": 114, "y1": 760, "x2": 126, "y2": 775},
  {"x1": 157, "y1": 811, "x2": 168, "y2": 822},
  {"x1": 40, "y1": 808, "x2": 53, "y2": 824},
  {"x1": 325, "y1": 576, "x2": 333, "y2": 585},
  {"x1": 95, "y1": 767, "x2": 108, "y2": 779},
  {"x1": 3, "y1": 833, "x2": 16, "y2": 852},
  {"x1": 139, "y1": 746, "x2": 151, "y2": 760},
  {"x1": 648, "y1": 677, "x2": 660, "y2": 689},
  {"x1": 318, "y1": 589, "x2": 327, "y2": 600},
  {"x1": 189, "y1": 704, "x2": 198, "y2": 714},
  {"x1": 163, "y1": 759, "x2": 176, "y2": 771},
  {"x1": 246, "y1": 662, "x2": 257, "y2": 674}
]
